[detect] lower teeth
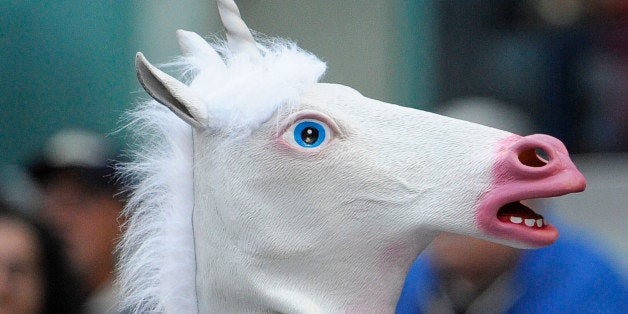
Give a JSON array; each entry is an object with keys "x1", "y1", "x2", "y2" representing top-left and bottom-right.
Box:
[{"x1": 509, "y1": 216, "x2": 544, "y2": 228}]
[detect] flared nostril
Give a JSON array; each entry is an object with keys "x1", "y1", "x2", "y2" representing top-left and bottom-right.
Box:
[
  {"x1": 494, "y1": 134, "x2": 585, "y2": 189},
  {"x1": 518, "y1": 148, "x2": 550, "y2": 168}
]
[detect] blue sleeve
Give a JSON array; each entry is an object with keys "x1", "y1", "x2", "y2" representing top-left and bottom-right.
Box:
[
  {"x1": 509, "y1": 230, "x2": 627, "y2": 314},
  {"x1": 396, "y1": 254, "x2": 436, "y2": 314}
]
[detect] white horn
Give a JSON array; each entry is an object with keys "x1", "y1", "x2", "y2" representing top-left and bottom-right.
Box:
[{"x1": 216, "y1": 0, "x2": 261, "y2": 59}]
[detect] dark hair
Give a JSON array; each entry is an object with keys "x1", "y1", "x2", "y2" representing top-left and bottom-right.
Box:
[
  {"x1": 0, "y1": 201, "x2": 87, "y2": 314},
  {"x1": 30, "y1": 164, "x2": 121, "y2": 195}
]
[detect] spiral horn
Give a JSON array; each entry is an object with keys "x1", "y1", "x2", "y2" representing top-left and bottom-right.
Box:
[{"x1": 216, "y1": 0, "x2": 261, "y2": 59}]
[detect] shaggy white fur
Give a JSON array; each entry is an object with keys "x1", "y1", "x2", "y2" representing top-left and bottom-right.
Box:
[
  {"x1": 118, "y1": 101, "x2": 196, "y2": 313},
  {"x1": 118, "y1": 32, "x2": 326, "y2": 313},
  {"x1": 174, "y1": 31, "x2": 326, "y2": 135}
]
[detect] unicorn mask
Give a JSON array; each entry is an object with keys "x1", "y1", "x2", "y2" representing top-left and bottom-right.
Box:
[{"x1": 118, "y1": 0, "x2": 586, "y2": 312}]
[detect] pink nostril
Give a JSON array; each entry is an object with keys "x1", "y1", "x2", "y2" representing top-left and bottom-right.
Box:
[
  {"x1": 497, "y1": 134, "x2": 571, "y2": 179},
  {"x1": 518, "y1": 148, "x2": 549, "y2": 168},
  {"x1": 492, "y1": 134, "x2": 585, "y2": 197}
]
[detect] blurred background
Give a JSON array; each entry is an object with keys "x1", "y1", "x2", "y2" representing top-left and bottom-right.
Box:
[
  {"x1": 1, "y1": 0, "x2": 626, "y2": 296},
  {"x1": 2, "y1": 0, "x2": 627, "y2": 160}
]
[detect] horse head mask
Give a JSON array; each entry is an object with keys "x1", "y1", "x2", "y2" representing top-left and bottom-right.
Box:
[{"x1": 118, "y1": 0, "x2": 586, "y2": 312}]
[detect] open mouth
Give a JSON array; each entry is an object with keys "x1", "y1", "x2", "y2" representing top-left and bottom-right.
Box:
[
  {"x1": 497, "y1": 201, "x2": 545, "y2": 228},
  {"x1": 478, "y1": 193, "x2": 561, "y2": 248}
]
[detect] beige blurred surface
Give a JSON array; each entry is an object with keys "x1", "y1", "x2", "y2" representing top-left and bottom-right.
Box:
[{"x1": 550, "y1": 153, "x2": 628, "y2": 275}]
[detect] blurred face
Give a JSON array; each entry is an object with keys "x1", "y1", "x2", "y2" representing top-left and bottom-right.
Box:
[
  {"x1": 428, "y1": 200, "x2": 549, "y2": 286},
  {"x1": 429, "y1": 232, "x2": 521, "y2": 287},
  {"x1": 0, "y1": 218, "x2": 44, "y2": 314},
  {"x1": 39, "y1": 173, "x2": 122, "y2": 292}
]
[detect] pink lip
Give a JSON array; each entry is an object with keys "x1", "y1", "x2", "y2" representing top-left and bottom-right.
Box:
[{"x1": 477, "y1": 134, "x2": 586, "y2": 248}]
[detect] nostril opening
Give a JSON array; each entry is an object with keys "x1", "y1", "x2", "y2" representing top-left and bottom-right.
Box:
[
  {"x1": 518, "y1": 148, "x2": 549, "y2": 167},
  {"x1": 535, "y1": 148, "x2": 550, "y2": 162}
]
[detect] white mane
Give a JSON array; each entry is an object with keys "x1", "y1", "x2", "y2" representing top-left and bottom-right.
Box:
[
  {"x1": 177, "y1": 35, "x2": 326, "y2": 135},
  {"x1": 117, "y1": 35, "x2": 326, "y2": 313}
]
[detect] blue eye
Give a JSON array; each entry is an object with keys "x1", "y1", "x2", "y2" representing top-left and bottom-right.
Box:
[
  {"x1": 282, "y1": 117, "x2": 334, "y2": 150},
  {"x1": 293, "y1": 121, "x2": 327, "y2": 148}
]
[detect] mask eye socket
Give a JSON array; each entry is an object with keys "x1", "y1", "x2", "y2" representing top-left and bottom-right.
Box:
[{"x1": 283, "y1": 119, "x2": 332, "y2": 149}]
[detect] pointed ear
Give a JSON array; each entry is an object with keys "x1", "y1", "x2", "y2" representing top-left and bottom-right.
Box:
[
  {"x1": 176, "y1": 29, "x2": 227, "y2": 74},
  {"x1": 135, "y1": 52, "x2": 208, "y2": 129}
]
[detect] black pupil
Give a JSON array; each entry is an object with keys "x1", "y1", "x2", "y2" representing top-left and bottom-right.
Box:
[{"x1": 301, "y1": 127, "x2": 319, "y2": 145}]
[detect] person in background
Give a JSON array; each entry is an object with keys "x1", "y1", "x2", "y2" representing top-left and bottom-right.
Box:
[
  {"x1": 397, "y1": 228, "x2": 627, "y2": 313},
  {"x1": 396, "y1": 98, "x2": 627, "y2": 313},
  {"x1": 0, "y1": 200, "x2": 85, "y2": 314},
  {"x1": 30, "y1": 129, "x2": 125, "y2": 314}
]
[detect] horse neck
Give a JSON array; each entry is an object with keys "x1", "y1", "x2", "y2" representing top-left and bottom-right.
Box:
[
  {"x1": 192, "y1": 202, "x2": 437, "y2": 312},
  {"x1": 195, "y1": 227, "x2": 437, "y2": 312}
]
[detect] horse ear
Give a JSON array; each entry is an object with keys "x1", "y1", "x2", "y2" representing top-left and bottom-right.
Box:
[
  {"x1": 135, "y1": 52, "x2": 209, "y2": 129},
  {"x1": 176, "y1": 29, "x2": 227, "y2": 73}
]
